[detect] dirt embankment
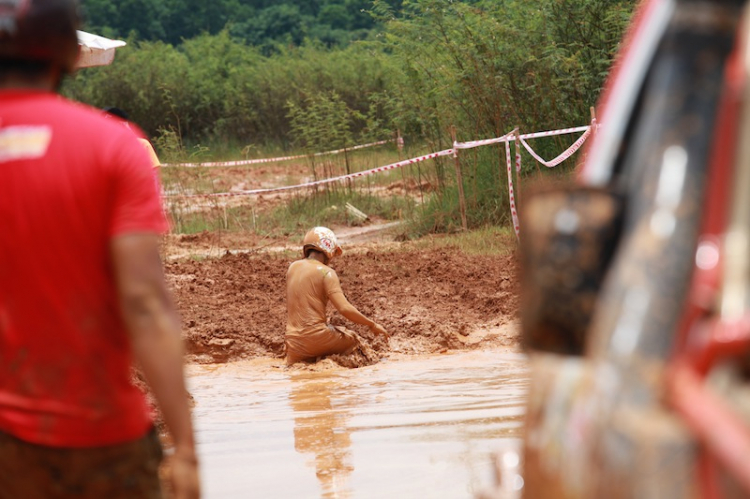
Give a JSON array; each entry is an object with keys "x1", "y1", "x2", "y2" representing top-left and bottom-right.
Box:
[{"x1": 166, "y1": 245, "x2": 520, "y2": 366}]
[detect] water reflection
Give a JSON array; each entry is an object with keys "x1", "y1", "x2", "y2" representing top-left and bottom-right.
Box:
[
  {"x1": 188, "y1": 350, "x2": 528, "y2": 499},
  {"x1": 290, "y1": 375, "x2": 354, "y2": 498}
]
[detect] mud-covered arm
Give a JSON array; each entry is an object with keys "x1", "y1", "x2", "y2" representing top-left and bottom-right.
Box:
[
  {"x1": 111, "y1": 234, "x2": 200, "y2": 498},
  {"x1": 326, "y1": 271, "x2": 388, "y2": 337}
]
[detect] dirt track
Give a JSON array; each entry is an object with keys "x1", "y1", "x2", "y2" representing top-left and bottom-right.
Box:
[{"x1": 166, "y1": 236, "x2": 520, "y2": 366}]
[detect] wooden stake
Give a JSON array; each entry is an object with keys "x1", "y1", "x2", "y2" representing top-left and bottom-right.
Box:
[
  {"x1": 397, "y1": 129, "x2": 407, "y2": 196},
  {"x1": 450, "y1": 125, "x2": 468, "y2": 231},
  {"x1": 586, "y1": 106, "x2": 598, "y2": 166},
  {"x1": 344, "y1": 146, "x2": 352, "y2": 193},
  {"x1": 590, "y1": 106, "x2": 598, "y2": 137}
]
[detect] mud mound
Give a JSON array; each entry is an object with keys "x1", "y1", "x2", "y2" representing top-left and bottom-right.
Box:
[
  {"x1": 166, "y1": 254, "x2": 289, "y2": 363},
  {"x1": 166, "y1": 246, "x2": 519, "y2": 365},
  {"x1": 328, "y1": 340, "x2": 381, "y2": 368},
  {"x1": 163, "y1": 231, "x2": 286, "y2": 260}
]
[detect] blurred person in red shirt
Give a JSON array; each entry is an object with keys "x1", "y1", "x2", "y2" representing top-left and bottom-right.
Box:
[{"x1": 0, "y1": 1, "x2": 199, "y2": 498}]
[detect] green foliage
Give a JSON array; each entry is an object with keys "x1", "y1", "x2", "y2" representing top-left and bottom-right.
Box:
[
  {"x1": 64, "y1": 33, "x2": 398, "y2": 150},
  {"x1": 71, "y1": 0, "x2": 636, "y2": 235},
  {"x1": 81, "y1": 0, "x2": 404, "y2": 47},
  {"x1": 286, "y1": 91, "x2": 364, "y2": 152},
  {"x1": 366, "y1": 0, "x2": 634, "y2": 230},
  {"x1": 373, "y1": 0, "x2": 633, "y2": 143}
]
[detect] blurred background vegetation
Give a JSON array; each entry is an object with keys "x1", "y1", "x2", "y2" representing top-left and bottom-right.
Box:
[
  {"x1": 80, "y1": 0, "x2": 405, "y2": 48},
  {"x1": 68, "y1": 0, "x2": 637, "y2": 236}
]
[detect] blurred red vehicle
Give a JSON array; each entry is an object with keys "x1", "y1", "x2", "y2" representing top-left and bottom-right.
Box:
[{"x1": 504, "y1": 0, "x2": 750, "y2": 497}]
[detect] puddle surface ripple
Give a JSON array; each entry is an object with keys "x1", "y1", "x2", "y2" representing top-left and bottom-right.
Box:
[{"x1": 188, "y1": 350, "x2": 529, "y2": 499}]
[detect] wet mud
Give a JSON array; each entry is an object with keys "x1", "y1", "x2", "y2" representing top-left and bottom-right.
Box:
[{"x1": 166, "y1": 243, "x2": 520, "y2": 366}]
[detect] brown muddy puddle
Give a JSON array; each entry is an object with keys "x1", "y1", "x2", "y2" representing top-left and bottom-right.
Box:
[{"x1": 187, "y1": 349, "x2": 528, "y2": 498}]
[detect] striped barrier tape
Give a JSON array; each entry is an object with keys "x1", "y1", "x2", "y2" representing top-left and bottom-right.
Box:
[
  {"x1": 453, "y1": 130, "x2": 517, "y2": 150},
  {"x1": 518, "y1": 124, "x2": 591, "y2": 140},
  {"x1": 162, "y1": 139, "x2": 392, "y2": 168},
  {"x1": 165, "y1": 122, "x2": 596, "y2": 222},
  {"x1": 505, "y1": 137, "x2": 521, "y2": 240},
  {"x1": 166, "y1": 149, "x2": 455, "y2": 199},
  {"x1": 515, "y1": 134, "x2": 522, "y2": 174},
  {"x1": 453, "y1": 125, "x2": 591, "y2": 151},
  {"x1": 164, "y1": 153, "x2": 308, "y2": 168},
  {"x1": 519, "y1": 124, "x2": 593, "y2": 168}
]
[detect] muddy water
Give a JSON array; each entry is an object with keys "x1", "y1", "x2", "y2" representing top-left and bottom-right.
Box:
[{"x1": 188, "y1": 350, "x2": 528, "y2": 499}]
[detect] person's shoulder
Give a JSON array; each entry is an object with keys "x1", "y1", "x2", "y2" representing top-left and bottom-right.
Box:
[
  {"x1": 288, "y1": 259, "x2": 306, "y2": 272},
  {"x1": 289, "y1": 259, "x2": 336, "y2": 277}
]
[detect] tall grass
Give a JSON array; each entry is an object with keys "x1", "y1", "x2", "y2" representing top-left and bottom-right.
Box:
[
  {"x1": 66, "y1": 0, "x2": 634, "y2": 237},
  {"x1": 167, "y1": 189, "x2": 414, "y2": 237},
  {"x1": 162, "y1": 137, "x2": 586, "y2": 238},
  {"x1": 409, "y1": 226, "x2": 518, "y2": 257}
]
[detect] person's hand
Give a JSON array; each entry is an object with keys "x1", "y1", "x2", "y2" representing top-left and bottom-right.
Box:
[
  {"x1": 369, "y1": 323, "x2": 388, "y2": 337},
  {"x1": 170, "y1": 450, "x2": 201, "y2": 499}
]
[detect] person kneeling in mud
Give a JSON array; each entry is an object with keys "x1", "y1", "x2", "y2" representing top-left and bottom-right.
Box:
[{"x1": 286, "y1": 227, "x2": 388, "y2": 366}]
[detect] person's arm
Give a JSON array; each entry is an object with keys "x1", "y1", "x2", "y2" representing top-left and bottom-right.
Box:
[
  {"x1": 111, "y1": 233, "x2": 200, "y2": 499},
  {"x1": 326, "y1": 273, "x2": 388, "y2": 337}
]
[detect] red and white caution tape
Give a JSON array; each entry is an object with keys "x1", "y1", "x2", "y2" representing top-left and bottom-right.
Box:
[
  {"x1": 453, "y1": 125, "x2": 591, "y2": 151},
  {"x1": 505, "y1": 138, "x2": 520, "y2": 240},
  {"x1": 514, "y1": 134, "x2": 522, "y2": 173},
  {"x1": 166, "y1": 122, "x2": 597, "y2": 238},
  {"x1": 519, "y1": 124, "x2": 592, "y2": 168},
  {"x1": 166, "y1": 149, "x2": 455, "y2": 199},
  {"x1": 453, "y1": 130, "x2": 516, "y2": 150},
  {"x1": 163, "y1": 139, "x2": 392, "y2": 168},
  {"x1": 518, "y1": 125, "x2": 591, "y2": 140},
  {"x1": 164, "y1": 125, "x2": 591, "y2": 168},
  {"x1": 165, "y1": 153, "x2": 308, "y2": 168}
]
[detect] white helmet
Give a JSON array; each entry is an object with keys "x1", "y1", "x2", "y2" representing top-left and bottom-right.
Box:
[{"x1": 302, "y1": 226, "x2": 342, "y2": 261}]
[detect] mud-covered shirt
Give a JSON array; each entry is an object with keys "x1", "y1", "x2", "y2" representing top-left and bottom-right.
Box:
[{"x1": 286, "y1": 259, "x2": 344, "y2": 337}]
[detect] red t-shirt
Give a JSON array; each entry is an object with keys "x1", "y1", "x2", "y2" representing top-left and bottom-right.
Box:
[{"x1": 0, "y1": 90, "x2": 168, "y2": 447}]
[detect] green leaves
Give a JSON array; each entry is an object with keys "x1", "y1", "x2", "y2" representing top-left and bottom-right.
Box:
[
  {"x1": 286, "y1": 91, "x2": 365, "y2": 151},
  {"x1": 69, "y1": 0, "x2": 636, "y2": 233},
  {"x1": 377, "y1": 0, "x2": 636, "y2": 142},
  {"x1": 64, "y1": 32, "x2": 398, "y2": 151},
  {"x1": 80, "y1": 0, "x2": 403, "y2": 47}
]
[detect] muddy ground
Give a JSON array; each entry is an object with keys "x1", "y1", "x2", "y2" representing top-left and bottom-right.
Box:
[{"x1": 165, "y1": 232, "x2": 520, "y2": 367}]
